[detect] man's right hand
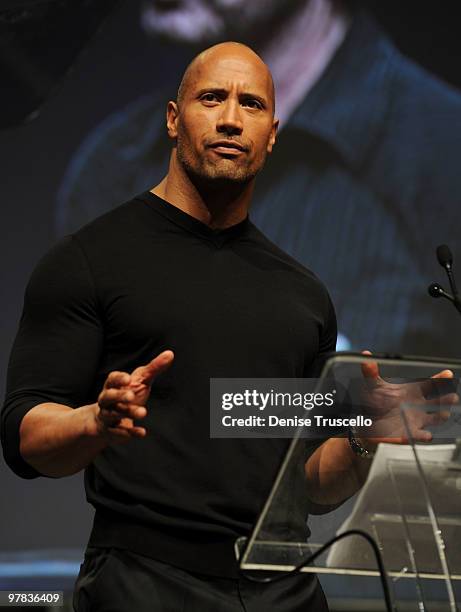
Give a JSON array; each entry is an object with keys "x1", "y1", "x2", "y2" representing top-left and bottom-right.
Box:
[{"x1": 93, "y1": 350, "x2": 174, "y2": 444}]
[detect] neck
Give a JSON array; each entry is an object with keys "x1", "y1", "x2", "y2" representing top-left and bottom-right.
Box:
[
  {"x1": 261, "y1": 0, "x2": 351, "y2": 125},
  {"x1": 151, "y1": 151, "x2": 253, "y2": 229}
]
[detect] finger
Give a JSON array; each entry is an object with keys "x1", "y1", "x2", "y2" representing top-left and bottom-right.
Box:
[
  {"x1": 131, "y1": 350, "x2": 175, "y2": 385},
  {"x1": 120, "y1": 404, "x2": 147, "y2": 420},
  {"x1": 367, "y1": 436, "x2": 406, "y2": 445},
  {"x1": 369, "y1": 430, "x2": 433, "y2": 445},
  {"x1": 424, "y1": 392, "x2": 458, "y2": 407},
  {"x1": 441, "y1": 392, "x2": 459, "y2": 406},
  {"x1": 412, "y1": 430, "x2": 433, "y2": 443},
  {"x1": 98, "y1": 388, "x2": 134, "y2": 409},
  {"x1": 424, "y1": 369, "x2": 454, "y2": 398},
  {"x1": 389, "y1": 431, "x2": 432, "y2": 444},
  {"x1": 423, "y1": 409, "x2": 452, "y2": 427},
  {"x1": 360, "y1": 350, "x2": 381, "y2": 382},
  {"x1": 105, "y1": 427, "x2": 131, "y2": 441},
  {"x1": 408, "y1": 370, "x2": 455, "y2": 399},
  {"x1": 431, "y1": 369, "x2": 454, "y2": 379},
  {"x1": 104, "y1": 371, "x2": 131, "y2": 390},
  {"x1": 107, "y1": 422, "x2": 147, "y2": 437},
  {"x1": 101, "y1": 401, "x2": 147, "y2": 421},
  {"x1": 109, "y1": 403, "x2": 148, "y2": 419},
  {"x1": 106, "y1": 427, "x2": 147, "y2": 442},
  {"x1": 118, "y1": 417, "x2": 147, "y2": 436}
]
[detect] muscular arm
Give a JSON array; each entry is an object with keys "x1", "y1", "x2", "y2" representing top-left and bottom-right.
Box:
[
  {"x1": 17, "y1": 352, "x2": 174, "y2": 478},
  {"x1": 19, "y1": 402, "x2": 106, "y2": 478},
  {"x1": 305, "y1": 436, "x2": 373, "y2": 507},
  {"x1": 0, "y1": 236, "x2": 106, "y2": 479}
]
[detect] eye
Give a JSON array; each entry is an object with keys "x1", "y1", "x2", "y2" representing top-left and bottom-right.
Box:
[
  {"x1": 200, "y1": 93, "x2": 220, "y2": 103},
  {"x1": 243, "y1": 99, "x2": 263, "y2": 110}
]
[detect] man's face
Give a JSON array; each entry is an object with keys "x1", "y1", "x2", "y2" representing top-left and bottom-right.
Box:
[
  {"x1": 167, "y1": 49, "x2": 278, "y2": 187},
  {"x1": 141, "y1": 0, "x2": 288, "y2": 43}
]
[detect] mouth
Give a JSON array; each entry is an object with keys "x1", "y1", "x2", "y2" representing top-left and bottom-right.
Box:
[{"x1": 208, "y1": 140, "x2": 247, "y2": 156}]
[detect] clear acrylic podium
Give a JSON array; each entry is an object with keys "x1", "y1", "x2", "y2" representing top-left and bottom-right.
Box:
[{"x1": 236, "y1": 353, "x2": 461, "y2": 611}]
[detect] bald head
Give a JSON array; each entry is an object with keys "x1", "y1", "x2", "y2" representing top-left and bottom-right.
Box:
[
  {"x1": 165, "y1": 40, "x2": 279, "y2": 191},
  {"x1": 177, "y1": 42, "x2": 275, "y2": 114}
]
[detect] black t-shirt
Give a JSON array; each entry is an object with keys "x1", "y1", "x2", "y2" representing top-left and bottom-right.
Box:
[{"x1": 1, "y1": 191, "x2": 337, "y2": 577}]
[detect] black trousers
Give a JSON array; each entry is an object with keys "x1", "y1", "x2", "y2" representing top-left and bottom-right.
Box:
[{"x1": 73, "y1": 547, "x2": 329, "y2": 612}]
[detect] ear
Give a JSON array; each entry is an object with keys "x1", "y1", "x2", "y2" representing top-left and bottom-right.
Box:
[
  {"x1": 266, "y1": 118, "x2": 279, "y2": 154},
  {"x1": 166, "y1": 101, "x2": 179, "y2": 139}
]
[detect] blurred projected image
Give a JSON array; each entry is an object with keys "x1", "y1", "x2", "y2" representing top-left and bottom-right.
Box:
[{"x1": 57, "y1": 0, "x2": 461, "y2": 357}]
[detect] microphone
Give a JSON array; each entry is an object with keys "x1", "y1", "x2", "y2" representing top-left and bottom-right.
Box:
[
  {"x1": 429, "y1": 245, "x2": 461, "y2": 314},
  {"x1": 437, "y1": 244, "x2": 460, "y2": 305},
  {"x1": 436, "y1": 244, "x2": 453, "y2": 269},
  {"x1": 427, "y1": 282, "x2": 455, "y2": 302}
]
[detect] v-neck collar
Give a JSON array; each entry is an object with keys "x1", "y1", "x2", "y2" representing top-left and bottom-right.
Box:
[{"x1": 139, "y1": 190, "x2": 251, "y2": 248}]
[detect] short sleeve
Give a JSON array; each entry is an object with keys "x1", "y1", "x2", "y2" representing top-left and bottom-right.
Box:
[{"x1": 1, "y1": 236, "x2": 104, "y2": 478}]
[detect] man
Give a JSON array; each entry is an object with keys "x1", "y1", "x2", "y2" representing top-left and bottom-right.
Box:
[
  {"x1": 1, "y1": 42, "x2": 455, "y2": 612},
  {"x1": 57, "y1": 0, "x2": 461, "y2": 357}
]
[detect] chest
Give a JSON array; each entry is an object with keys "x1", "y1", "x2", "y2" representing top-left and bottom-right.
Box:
[{"x1": 98, "y1": 240, "x2": 324, "y2": 372}]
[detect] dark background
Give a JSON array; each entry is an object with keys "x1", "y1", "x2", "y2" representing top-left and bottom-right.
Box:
[{"x1": 1, "y1": 0, "x2": 460, "y2": 562}]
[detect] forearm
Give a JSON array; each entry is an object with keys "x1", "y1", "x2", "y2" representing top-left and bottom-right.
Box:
[
  {"x1": 305, "y1": 437, "x2": 375, "y2": 506},
  {"x1": 19, "y1": 402, "x2": 108, "y2": 478}
]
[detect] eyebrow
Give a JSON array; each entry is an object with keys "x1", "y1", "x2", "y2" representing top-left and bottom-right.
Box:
[{"x1": 195, "y1": 87, "x2": 268, "y2": 109}]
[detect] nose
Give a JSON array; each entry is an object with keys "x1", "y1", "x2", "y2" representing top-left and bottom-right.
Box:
[{"x1": 216, "y1": 98, "x2": 243, "y2": 136}]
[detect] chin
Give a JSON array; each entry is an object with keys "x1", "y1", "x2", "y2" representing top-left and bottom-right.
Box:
[{"x1": 203, "y1": 169, "x2": 257, "y2": 187}]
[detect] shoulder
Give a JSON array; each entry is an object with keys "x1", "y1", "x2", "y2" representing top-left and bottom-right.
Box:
[
  {"x1": 72, "y1": 193, "x2": 149, "y2": 246},
  {"x1": 28, "y1": 234, "x2": 89, "y2": 284},
  {"x1": 28, "y1": 194, "x2": 147, "y2": 296},
  {"x1": 17, "y1": 234, "x2": 104, "y2": 327}
]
